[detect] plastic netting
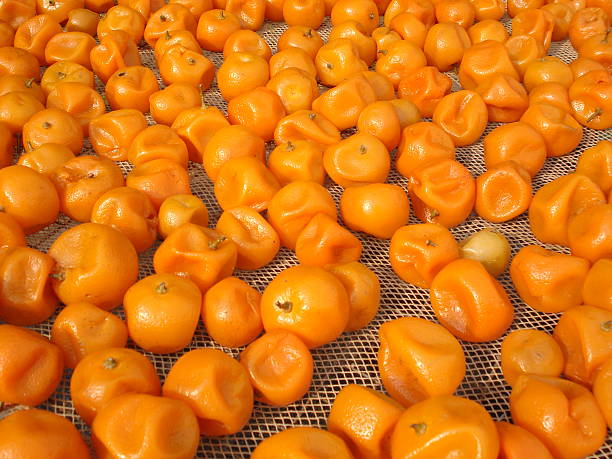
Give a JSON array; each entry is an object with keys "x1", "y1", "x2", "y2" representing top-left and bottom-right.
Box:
[{"x1": 12, "y1": 14, "x2": 612, "y2": 459}]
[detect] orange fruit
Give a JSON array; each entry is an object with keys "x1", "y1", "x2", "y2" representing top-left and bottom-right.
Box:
[
  {"x1": 266, "y1": 180, "x2": 337, "y2": 250},
  {"x1": 70, "y1": 349, "x2": 161, "y2": 427},
  {"x1": 510, "y1": 375, "x2": 607, "y2": 459},
  {"x1": 0, "y1": 409, "x2": 90, "y2": 459},
  {"x1": 0, "y1": 165, "x2": 59, "y2": 234},
  {"x1": 48, "y1": 223, "x2": 139, "y2": 311},
  {"x1": 202, "y1": 276, "x2": 263, "y2": 348},
  {"x1": 153, "y1": 223, "x2": 237, "y2": 293},
  {"x1": 51, "y1": 302, "x2": 128, "y2": 369},
  {"x1": 215, "y1": 206, "x2": 281, "y2": 270},
  {"x1": 239, "y1": 330, "x2": 313, "y2": 406},
  {"x1": 340, "y1": 183, "x2": 410, "y2": 240},
  {"x1": 260, "y1": 265, "x2": 350, "y2": 348},
  {"x1": 123, "y1": 273, "x2": 202, "y2": 354},
  {"x1": 162, "y1": 348, "x2": 254, "y2": 436},
  {"x1": 90, "y1": 186, "x2": 158, "y2": 253},
  {"x1": 157, "y1": 193, "x2": 209, "y2": 240},
  {"x1": 430, "y1": 258, "x2": 514, "y2": 342},
  {"x1": 327, "y1": 384, "x2": 403, "y2": 459},
  {"x1": 252, "y1": 427, "x2": 354, "y2": 458},
  {"x1": 501, "y1": 329, "x2": 565, "y2": 386},
  {"x1": 92, "y1": 393, "x2": 199, "y2": 459},
  {"x1": 391, "y1": 395, "x2": 499, "y2": 458},
  {"x1": 323, "y1": 132, "x2": 391, "y2": 188},
  {"x1": 389, "y1": 223, "x2": 459, "y2": 289},
  {"x1": 495, "y1": 421, "x2": 554, "y2": 459},
  {"x1": 294, "y1": 212, "x2": 362, "y2": 267},
  {"x1": 0, "y1": 246, "x2": 59, "y2": 326},
  {"x1": 0, "y1": 324, "x2": 63, "y2": 406},
  {"x1": 51, "y1": 155, "x2": 125, "y2": 223},
  {"x1": 553, "y1": 305, "x2": 612, "y2": 386},
  {"x1": 378, "y1": 316, "x2": 466, "y2": 407}
]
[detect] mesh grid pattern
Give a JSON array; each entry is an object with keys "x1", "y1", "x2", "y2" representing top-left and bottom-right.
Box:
[{"x1": 12, "y1": 15, "x2": 612, "y2": 458}]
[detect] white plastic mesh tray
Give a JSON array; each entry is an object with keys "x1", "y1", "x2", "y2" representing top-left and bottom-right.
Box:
[{"x1": 15, "y1": 16, "x2": 612, "y2": 458}]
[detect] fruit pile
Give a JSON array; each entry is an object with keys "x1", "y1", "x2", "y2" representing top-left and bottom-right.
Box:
[{"x1": 0, "y1": 0, "x2": 610, "y2": 457}]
